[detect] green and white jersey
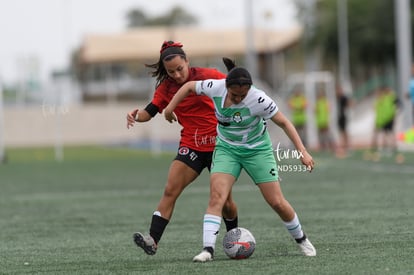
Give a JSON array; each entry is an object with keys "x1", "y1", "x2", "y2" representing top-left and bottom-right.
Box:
[{"x1": 195, "y1": 79, "x2": 278, "y2": 149}]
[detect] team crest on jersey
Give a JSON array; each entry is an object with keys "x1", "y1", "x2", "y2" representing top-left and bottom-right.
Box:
[
  {"x1": 178, "y1": 147, "x2": 190, "y2": 155},
  {"x1": 233, "y1": 112, "x2": 242, "y2": 123}
]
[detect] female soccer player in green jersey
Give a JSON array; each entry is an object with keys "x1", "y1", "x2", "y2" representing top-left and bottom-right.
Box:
[{"x1": 164, "y1": 58, "x2": 316, "y2": 262}]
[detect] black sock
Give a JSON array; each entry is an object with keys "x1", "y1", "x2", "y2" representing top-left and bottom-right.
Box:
[
  {"x1": 149, "y1": 215, "x2": 169, "y2": 244},
  {"x1": 295, "y1": 233, "x2": 307, "y2": 243},
  {"x1": 223, "y1": 216, "x2": 238, "y2": 231},
  {"x1": 203, "y1": 246, "x2": 214, "y2": 256}
]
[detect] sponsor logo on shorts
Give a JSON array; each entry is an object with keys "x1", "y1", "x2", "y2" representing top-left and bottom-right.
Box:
[
  {"x1": 189, "y1": 151, "x2": 198, "y2": 161},
  {"x1": 178, "y1": 147, "x2": 190, "y2": 155}
]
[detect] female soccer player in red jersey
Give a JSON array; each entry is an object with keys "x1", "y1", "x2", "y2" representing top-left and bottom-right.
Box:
[{"x1": 126, "y1": 41, "x2": 239, "y2": 255}]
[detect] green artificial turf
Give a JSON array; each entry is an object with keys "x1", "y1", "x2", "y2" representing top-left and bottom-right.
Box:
[{"x1": 0, "y1": 146, "x2": 413, "y2": 274}]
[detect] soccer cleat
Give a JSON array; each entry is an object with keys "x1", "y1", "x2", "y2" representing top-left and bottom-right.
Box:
[
  {"x1": 296, "y1": 237, "x2": 316, "y2": 257},
  {"x1": 133, "y1": 232, "x2": 157, "y2": 255},
  {"x1": 192, "y1": 249, "x2": 213, "y2": 262}
]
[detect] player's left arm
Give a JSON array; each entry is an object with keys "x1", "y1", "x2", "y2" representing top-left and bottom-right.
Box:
[{"x1": 271, "y1": 111, "x2": 314, "y2": 171}]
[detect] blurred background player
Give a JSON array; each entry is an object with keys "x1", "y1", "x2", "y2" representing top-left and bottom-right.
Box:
[
  {"x1": 408, "y1": 67, "x2": 414, "y2": 124},
  {"x1": 370, "y1": 85, "x2": 401, "y2": 162},
  {"x1": 336, "y1": 84, "x2": 351, "y2": 158},
  {"x1": 315, "y1": 89, "x2": 335, "y2": 153},
  {"x1": 288, "y1": 88, "x2": 307, "y2": 147}
]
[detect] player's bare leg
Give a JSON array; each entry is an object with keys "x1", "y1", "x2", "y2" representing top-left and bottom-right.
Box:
[{"x1": 259, "y1": 181, "x2": 316, "y2": 256}]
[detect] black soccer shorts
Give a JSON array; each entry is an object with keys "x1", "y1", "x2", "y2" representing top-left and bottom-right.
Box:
[{"x1": 174, "y1": 146, "x2": 213, "y2": 174}]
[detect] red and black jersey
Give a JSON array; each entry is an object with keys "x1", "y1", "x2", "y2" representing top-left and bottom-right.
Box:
[{"x1": 151, "y1": 67, "x2": 225, "y2": 152}]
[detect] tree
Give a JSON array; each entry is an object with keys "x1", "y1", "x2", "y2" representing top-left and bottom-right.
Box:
[
  {"x1": 125, "y1": 6, "x2": 197, "y2": 28},
  {"x1": 317, "y1": 0, "x2": 396, "y2": 67},
  {"x1": 295, "y1": 0, "x2": 414, "y2": 94},
  {"x1": 126, "y1": 9, "x2": 147, "y2": 28}
]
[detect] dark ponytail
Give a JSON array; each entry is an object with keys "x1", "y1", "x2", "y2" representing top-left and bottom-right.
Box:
[
  {"x1": 223, "y1": 57, "x2": 253, "y2": 87},
  {"x1": 222, "y1": 57, "x2": 236, "y2": 72}
]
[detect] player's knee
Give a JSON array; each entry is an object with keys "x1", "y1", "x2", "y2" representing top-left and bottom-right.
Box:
[
  {"x1": 163, "y1": 181, "x2": 184, "y2": 199},
  {"x1": 208, "y1": 191, "x2": 226, "y2": 209}
]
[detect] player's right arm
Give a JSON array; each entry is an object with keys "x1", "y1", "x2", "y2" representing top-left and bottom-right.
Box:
[
  {"x1": 164, "y1": 81, "x2": 197, "y2": 123},
  {"x1": 126, "y1": 103, "x2": 159, "y2": 129}
]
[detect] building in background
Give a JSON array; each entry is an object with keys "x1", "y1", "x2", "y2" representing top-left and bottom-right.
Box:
[{"x1": 74, "y1": 26, "x2": 303, "y2": 101}]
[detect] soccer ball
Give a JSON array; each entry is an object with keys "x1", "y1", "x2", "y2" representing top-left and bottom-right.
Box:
[{"x1": 223, "y1": 227, "x2": 256, "y2": 259}]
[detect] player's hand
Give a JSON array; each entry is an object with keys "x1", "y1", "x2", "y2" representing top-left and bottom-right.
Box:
[
  {"x1": 126, "y1": 109, "x2": 138, "y2": 129},
  {"x1": 300, "y1": 150, "x2": 314, "y2": 172},
  {"x1": 164, "y1": 107, "x2": 177, "y2": 123}
]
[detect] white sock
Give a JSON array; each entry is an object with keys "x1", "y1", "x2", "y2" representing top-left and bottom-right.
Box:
[
  {"x1": 203, "y1": 214, "x2": 221, "y2": 249},
  {"x1": 283, "y1": 213, "x2": 304, "y2": 240}
]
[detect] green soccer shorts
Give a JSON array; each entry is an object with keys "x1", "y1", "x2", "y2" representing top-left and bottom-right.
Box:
[{"x1": 211, "y1": 139, "x2": 279, "y2": 184}]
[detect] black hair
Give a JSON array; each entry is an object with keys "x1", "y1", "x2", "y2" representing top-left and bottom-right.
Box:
[
  {"x1": 222, "y1": 57, "x2": 253, "y2": 87},
  {"x1": 145, "y1": 41, "x2": 187, "y2": 87},
  {"x1": 222, "y1": 57, "x2": 236, "y2": 72}
]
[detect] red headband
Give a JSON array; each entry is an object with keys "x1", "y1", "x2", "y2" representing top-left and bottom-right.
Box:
[{"x1": 160, "y1": 40, "x2": 183, "y2": 53}]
